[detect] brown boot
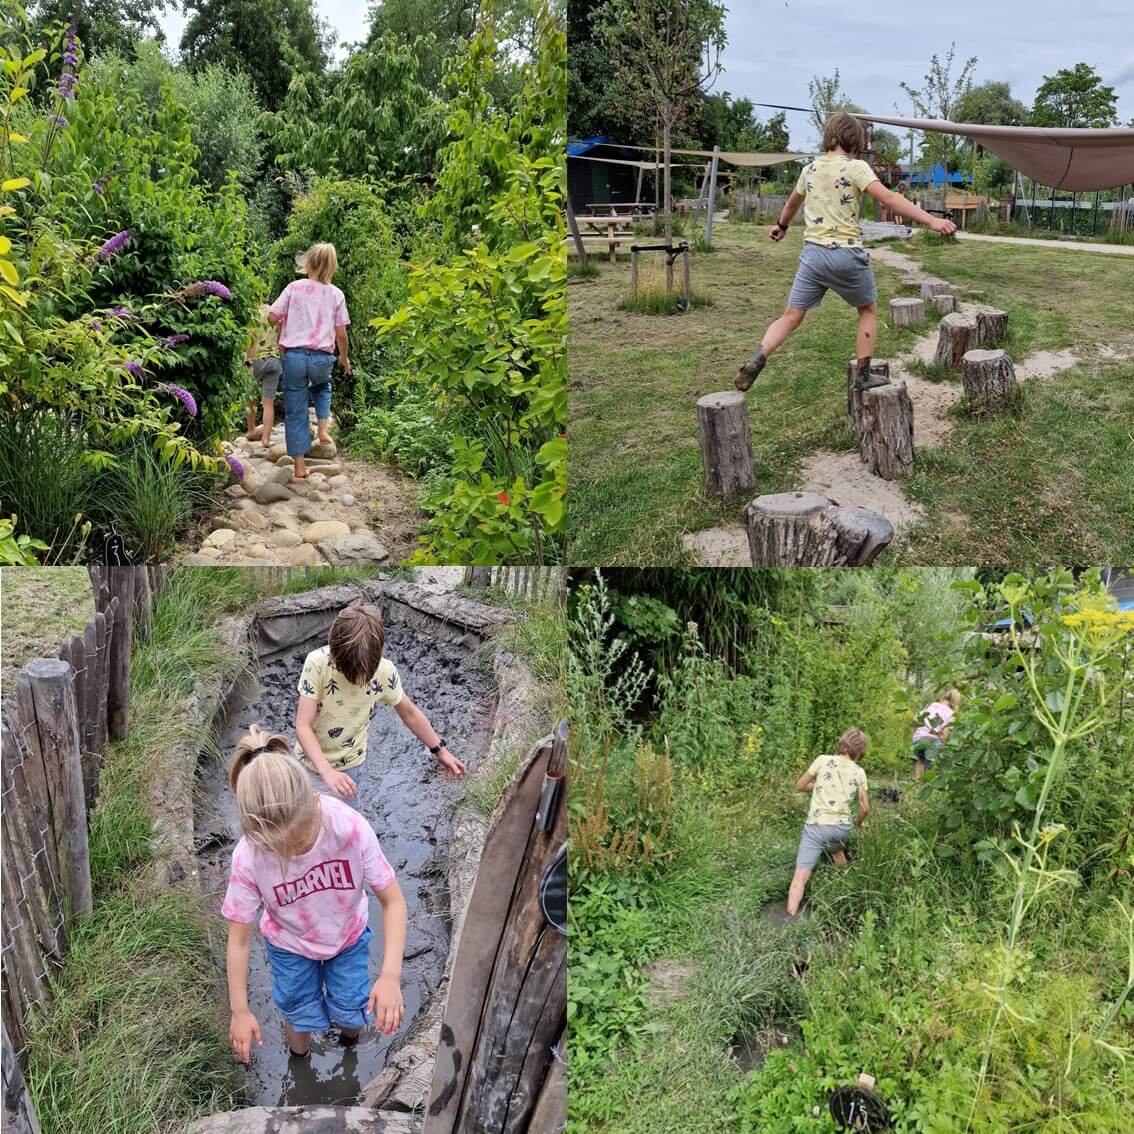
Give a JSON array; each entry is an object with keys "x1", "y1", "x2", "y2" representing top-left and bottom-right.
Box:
[{"x1": 735, "y1": 349, "x2": 767, "y2": 391}]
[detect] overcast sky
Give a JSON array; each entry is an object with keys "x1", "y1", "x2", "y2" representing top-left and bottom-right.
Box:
[
  {"x1": 159, "y1": 0, "x2": 371, "y2": 61},
  {"x1": 716, "y1": 0, "x2": 1133, "y2": 149}
]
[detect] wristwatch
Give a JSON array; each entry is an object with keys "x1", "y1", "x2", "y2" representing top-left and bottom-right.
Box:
[{"x1": 428, "y1": 738, "x2": 447, "y2": 755}]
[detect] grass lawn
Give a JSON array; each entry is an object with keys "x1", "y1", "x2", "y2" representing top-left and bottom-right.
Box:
[
  {"x1": 568, "y1": 223, "x2": 1134, "y2": 564},
  {"x1": 1, "y1": 567, "x2": 94, "y2": 692}
]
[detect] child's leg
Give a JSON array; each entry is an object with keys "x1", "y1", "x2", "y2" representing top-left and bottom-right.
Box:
[
  {"x1": 245, "y1": 401, "x2": 257, "y2": 438},
  {"x1": 831, "y1": 849, "x2": 848, "y2": 867},
  {"x1": 282, "y1": 350, "x2": 313, "y2": 467},
  {"x1": 323, "y1": 925, "x2": 374, "y2": 1038},
  {"x1": 264, "y1": 938, "x2": 328, "y2": 1057},
  {"x1": 786, "y1": 867, "x2": 812, "y2": 916},
  {"x1": 261, "y1": 396, "x2": 274, "y2": 447},
  {"x1": 763, "y1": 307, "x2": 808, "y2": 358},
  {"x1": 283, "y1": 1020, "x2": 311, "y2": 1056},
  {"x1": 855, "y1": 303, "x2": 877, "y2": 372},
  {"x1": 914, "y1": 758, "x2": 927, "y2": 780},
  {"x1": 310, "y1": 357, "x2": 334, "y2": 445}
]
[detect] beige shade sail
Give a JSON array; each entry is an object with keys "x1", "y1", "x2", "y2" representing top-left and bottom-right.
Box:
[{"x1": 854, "y1": 114, "x2": 1134, "y2": 191}]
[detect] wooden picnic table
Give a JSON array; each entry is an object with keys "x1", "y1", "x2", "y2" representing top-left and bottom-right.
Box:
[
  {"x1": 584, "y1": 201, "x2": 656, "y2": 218},
  {"x1": 580, "y1": 214, "x2": 634, "y2": 261}
]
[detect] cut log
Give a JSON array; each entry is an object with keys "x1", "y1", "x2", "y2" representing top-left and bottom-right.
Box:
[
  {"x1": 929, "y1": 293, "x2": 955, "y2": 314},
  {"x1": 846, "y1": 359, "x2": 890, "y2": 424},
  {"x1": 889, "y1": 298, "x2": 924, "y2": 327},
  {"x1": 745, "y1": 492, "x2": 894, "y2": 566},
  {"x1": 961, "y1": 349, "x2": 1019, "y2": 412},
  {"x1": 696, "y1": 391, "x2": 756, "y2": 497},
  {"x1": 857, "y1": 380, "x2": 915, "y2": 479},
  {"x1": 920, "y1": 281, "x2": 950, "y2": 301},
  {"x1": 933, "y1": 313, "x2": 976, "y2": 370},
  {"x1": 974, "y1": 308, "x2": 1008, "y2": 347}
]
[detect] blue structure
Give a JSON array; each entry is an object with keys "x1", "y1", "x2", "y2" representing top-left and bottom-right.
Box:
[{"x1": 902, "y1": 162, "x2": 972, "y2": 188}]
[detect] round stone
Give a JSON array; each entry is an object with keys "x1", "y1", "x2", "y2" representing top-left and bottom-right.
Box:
[
  {"x1": 297, "y1": 504, "x2": 322, "y2": 524},
  {"x1": 233, "y1": 509, "x2": 270, "y2": 532},
  {"x1": 328, "y1": 475, "x2": 349, "y2": 489},
  {"x1": 271, "y1": 529, "x2": 304, "y2": 548},
  {"x1": 285, "y1": 543, "x2": 321, "y2": 566},
  {"x1": 224, "y1": 484, "x2": 247, "y2": 500},
  {"x1": 245, "y1": 543, "x2": 275, "y2": 559},
  {"x1": 254, "y1": 482, "x2": 292, "y2": 505},
  {"x1": 203, "y1": 528, "x2": 236, "y2": 548},
  {"x1": 302, "y1": 519, "x2": 351, "y2": 543},
  {"x1": 340, "y1": 494, "x2": 355, "y2": 507}
]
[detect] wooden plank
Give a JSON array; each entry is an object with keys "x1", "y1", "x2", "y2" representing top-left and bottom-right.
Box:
[
  {"x1": 25, "y1": 659, "x2": 92, "y2": 919},
  {"x1": 106, "y1": 571, "x2": 133, "y2": 742},
  {"x1": 83, "y1": 621, "x2": 100, "y2": 762},
  {"x1": 65, "y1": 635, "x2": 94, "y2": 815},
  {"x1": 96, "y1": 603, "x2": 113, "y2": 756},
  {"x1": 2, "y1": 984, "x2": 25, "y2": 1064},
  {"x1": 1, "y1": 812, "x2": 49, "y2": 1025},
  {"x1": 133, "y1": 566, "x2": 151, "y2": 643},
  {"x1": 526, "y1": 1027, "x2": 566, "y2": 1134},
  {"x1": 424, "y1": 738, "x2": 554, "y2": 1133},
  {"x1": 2, "y1": 1020, "x2": 43, "y2": 1134},
  {"x1": 12, "y1": 677, "x2": 62, "y2": 896}
]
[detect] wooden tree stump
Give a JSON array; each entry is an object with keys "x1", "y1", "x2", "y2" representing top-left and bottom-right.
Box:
[
  {"x1": 857, "y1": 380, "x2": 914, "y2": 479},
  {"x1": 889, "y1": 298, "x2": 924, "y2": 327},
  {"x1": 929, "y1": 293, "x2": 955, "y2": 314},
  {"x1": 933, "y1": 313, "x2": 976, "y2": 370},
  {"x1": 846, "y1": 359, "x2": 890, "y2": 424},
  {"x1": 920, "y1": 281, "x2": 950, "y2": 301},
  {"x1": 975, "y1": 308, "x2": 1008, "y2": 347},
  {"x1": 962, "y1": 348, "x2": 1019, "y2": 412},
  {"x1": 696, "y1": 391, "x2": 756, "y2": 497},
  {"x1": 745, "y1": 492, "x2": 894, "y2": 566}
]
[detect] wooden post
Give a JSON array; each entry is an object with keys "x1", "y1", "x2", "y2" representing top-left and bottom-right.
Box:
[
  {"x1": 929, "y1": 293, "x2": 955, "y2": 314},
  {"x1": 857, "y1": 380, "x2": 915, "y2": 479},
  {"x1": 630, "y1": 248, "x2": 639, "y2": 296},
  {"x1": 846, "y1": 359, "x2": 890, "y2": 423},
  {"x1": 704, "y1": 145, "x2": 720, "y2": 247},
  {"x1": 974, "y1": 308, "x2": 1008, "y2": 347},
  {"x1": 920, "y1": 281, "x2": 950, "y2": 302},
  {"x1": 105, "y1": 570, "x2": 133, "y2": 742},
  {"x1": 24, "y1": 658, "x2": 92, "y2": 920},
  {"x1": 464, "y1": 567, "x2": 492, "y2": 590},
  {"x1": 744, "y1": 492, "x2": 894, "y2": 566},
  {"x1": 696, "y1": 392, "x2": 756, "y2": 498},
  {"x1": 132, "y1": 566, "x2": 151, "y2": 643},
  {"x1": 889, "y1": 298, "x2": 924, "y2": 327},
  {"x1": 2, "y1": 1022, "x2": 42, "y2": 1134},
  {"x1": 933, "y1": 313, "x2": 976, "y2": 370},
  {"x1": 961, "y1": 349, "x2": 1019, "y2": 413},
  {"x1": 565, "y1": 196, "x2": 586, "y2": 263},
  {"x1": 681, "y1": 248, "x2": 691, "y2": 308}
]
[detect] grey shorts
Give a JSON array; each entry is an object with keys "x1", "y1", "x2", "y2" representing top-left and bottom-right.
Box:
[
  {"x1": 787, "y1": 242, "x2": 877, "y2": 311},
  {"x1": 252, "y1": 356, "x2": 283, "y2": 398},
  {"x1": 795, "y1": 822, "x2": 852, "y2": 869}
]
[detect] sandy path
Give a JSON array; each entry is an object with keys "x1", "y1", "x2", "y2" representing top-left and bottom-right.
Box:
[{"x1": 955, "y1": 232, "x2": 1134, "y2": 256}]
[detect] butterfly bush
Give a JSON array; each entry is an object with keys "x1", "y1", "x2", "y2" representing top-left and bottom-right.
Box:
[
  {"x1": 162, "y1": 334, "x2": 190, "y2": 348},
  {"x1": 121, "y1": 361, "x2": 145, "y2": 379},
  {"x1": 156, "y1": 383, "x2": 198, "y2": 417},
  {"x1": 180, "y1": 280, "x2": 232, "y2": 301},
  {"x1": 97, "y1": 229, "x2": 133, "y2": 260},
  {"x1": 225, "y1": 454, "x2": 245, "y2": 479},
  {"x1": 57, "y1": 18, "x2": 78, "y2": 101}
]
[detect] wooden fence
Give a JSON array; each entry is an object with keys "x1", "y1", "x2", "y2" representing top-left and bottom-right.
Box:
[
  {"x1": 1, "y1": 567, "x2": 161, "y2": 1133},
  {"x1": 464, "y1": 566, "x2": 567, "y2": 605},
  {"x1": 730, "y1": 192, "x2": 789, "y2": 221},
  {"x1": 425, "y1": 720, "x2": 567, "y2": 1133}
]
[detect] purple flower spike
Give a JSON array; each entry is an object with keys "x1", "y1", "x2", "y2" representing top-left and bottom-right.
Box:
[
  {"x1": 156, "y1": 383, "x2": 198, "y2": 417},
  {"x1": 108, "y1": 304, "x2": 133, "y2": 319},
  {"x1": 162, "y1": 333, "x2": 190, "y2": 348},
  {"x1": 89, "y1": 319, "x2": 102, "y2": 332},
  {"x1": 52, "y1": 115, "x2": 69, "y2": 127},
  {"x1": 181, "y1": 280, "x2": 232, "y2": 301},
  {"x1": 92, "y1": 176, "x2": 108, "y2": 196},
  {"x1": 122, "y1": 361, "x2": 145, "y2": 379},
  {"x1": 97, "y1": 228, "x2": 134, "y2": 261},
  {"x1": 225, "y1": 454, "x2": 245, "y2": 480}
]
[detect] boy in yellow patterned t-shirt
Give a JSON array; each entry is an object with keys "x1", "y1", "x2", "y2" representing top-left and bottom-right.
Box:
[
  {"x1": 736, "y1": 112, "x2": 956, "y2": 394},
  {"x1": 294, "y1": 604, "x2": 466, "y2": 809},
  {"x1": 244, "y1": 304, "x2": 282, "y2": 448}
]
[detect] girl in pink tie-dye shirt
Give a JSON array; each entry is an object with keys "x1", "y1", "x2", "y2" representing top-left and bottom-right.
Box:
[{"x1": 222, "y1": 727, "x2": 407, "y2": 1063}]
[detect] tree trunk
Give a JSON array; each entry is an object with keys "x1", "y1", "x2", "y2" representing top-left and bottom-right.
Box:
[
  {"x1": 929, "y1": 293, "x2": 955, "y2": 314},
  {"x1": 663, "y1": 111, "x2": 673, "y2": 295},
  {"x1": 696, "y1": 392, "x2": 756, "y2": 497},
  {"x1": 889, "y1": 298, "x2": 924, "y2": 327},
  {"x1": 975, "y1": 308, "x2": 1008, "y2": 347},
  {"x1": 745, "y1": 492, "x2": 894, "y2": 566},
  {"x1": 933, "y1": 313, "x2": 976, "y2": 370},
  {"x1": 961, "y1": 348, "x2": 1019, "y2": 412},
  {"x1": 846, "y1": 359, "x2": 890, "y2": 424},
  {"x1": 857, "y1": 380, "x2": 914, "y2": 479},
  {"x1": 920, "y1": 281, "x2": 950, "y2": 301}
]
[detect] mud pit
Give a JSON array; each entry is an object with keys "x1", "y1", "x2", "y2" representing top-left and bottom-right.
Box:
[{"x1": 194, "y1": 606, "x2": 495, "y2": 1109}]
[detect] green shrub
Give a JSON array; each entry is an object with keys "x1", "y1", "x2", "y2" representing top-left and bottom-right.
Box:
[{"x1": 346, "y1": 393, "x2": 457, "y2": 478}]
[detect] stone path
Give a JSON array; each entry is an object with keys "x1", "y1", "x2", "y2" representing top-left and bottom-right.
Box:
[
  {"x1": 955, "y1": 231, "x2": 1134, "y2": 256},
  {"x1": 181, "y1": 416, "x2": 422, "y2": 566}
]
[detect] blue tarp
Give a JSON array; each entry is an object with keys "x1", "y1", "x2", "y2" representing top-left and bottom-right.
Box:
[
  {"x1": 907, "y1": 162, "x2": 972, "y2": 187},
  {"x1": 568, "y1": 136, "x2": 609, "y2": 157}
]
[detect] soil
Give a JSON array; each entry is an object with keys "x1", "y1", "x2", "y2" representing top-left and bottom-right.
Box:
[
  {"x1": 194, "y1": 616, "x2": 496, "y2": 1108},
  {"x1": 647, "y1": 960, "x2": 698, "y2": 1006},
  {"x1": 799, "y1": 450, "x2": 926, "y2": 534},
  {"x1": 731, "y1": 1026, "x2": 794, "y2": 1073},
  {"x1": 0, "y1": 567, "x2": 94, "y2": 693}
]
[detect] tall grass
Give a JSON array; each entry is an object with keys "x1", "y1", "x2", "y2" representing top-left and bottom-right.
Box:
[{"x1": 25, "y1": 567, "x2": 259, "y2": 1133}]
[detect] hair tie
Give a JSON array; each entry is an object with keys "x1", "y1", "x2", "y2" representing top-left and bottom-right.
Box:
[{"x1": 245, "y1": 744, "x2": 272, "y2": 760}]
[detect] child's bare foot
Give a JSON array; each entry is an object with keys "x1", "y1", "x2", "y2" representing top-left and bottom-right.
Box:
[
  {"x1": 317, "y1": 433, "x2": 332, "y2": 446},
  {"x1": 735, "y1": 350, "x2": 767, "y2": 391}
]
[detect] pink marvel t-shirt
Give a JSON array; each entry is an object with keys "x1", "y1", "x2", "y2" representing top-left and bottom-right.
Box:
[
  {"x1": 913, "y1": 701, "x2": 954, "y2": 743},
  {"x1": 268, "y1": 279, "x2": 350, "y2": 354},
  {"x1": 221, "y1": 795, "x2": 395, "y2": 960}
]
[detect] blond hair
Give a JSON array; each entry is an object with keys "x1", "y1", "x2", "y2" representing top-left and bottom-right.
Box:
[
  {"x1": 943, "y1": 689, "x2": 962, "y2": 710},
  {"x1": 329, "y1": 603, "x2": 385, "y2": 686},
  {"x1": 229, "y1": 725, "x2": 321, "y2": 867},
  {"x1": 835, "y1": 727, "x2": 868, "y2": 761},
  {"x1": 295, "y1": 242, "x2": 338, "y2": 284}
]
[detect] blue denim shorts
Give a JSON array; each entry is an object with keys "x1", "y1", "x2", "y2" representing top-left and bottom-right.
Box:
[
  {"x1": 264, "y1": 924, "x2": 372, "y2": 1032},
  {"x1": 788, "y1": 242, "x2": 877, "y2": 310}
]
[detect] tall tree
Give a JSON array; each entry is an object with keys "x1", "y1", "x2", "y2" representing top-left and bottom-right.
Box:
[
  {"x1": 1031, "y1": 63, "x2": 1118, "y2": 128},
  {"x1": 900, "y1": 43, "x2": 977, "y2": 171},
  {"x1": 955, "y1": 80, "x2": 1028, "y2": 126},
  {"x1": 598, "y1": 0, "x2": 726, "y2": 290},
  {"x1": 32, "y1": 0, "x2": 168, "y2": 57},
  {"x1": 807, "y1": 69, "x2": 861, "y2": 145},
  {"x1": 567, "y1": 0, "x2": 638, "y2": 140},
  {"x1": 180, "y1": 0, "x2": 330, "y2": 107}
]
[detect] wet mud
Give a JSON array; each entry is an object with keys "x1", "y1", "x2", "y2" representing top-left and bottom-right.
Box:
[{"x1": 195, "y1": 619, "x2": 495, "y2": 1107}]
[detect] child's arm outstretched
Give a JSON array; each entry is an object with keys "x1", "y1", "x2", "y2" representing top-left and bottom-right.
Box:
[
  {"x1": 296, "y1": 696, "x2": 358, "y2": 799},
  {"x1": 865, "y1": 181, "x2": 957, "y2": 234},
  {"x1": 393, "y1": 697, "x2": 467, "y2": 777},
  {"x1": 226, "y1": 920, "x2": 262, "y2": 1063},
  {"x1": 769, "y1": 191, "x2": 805, "y2": 241},
  {"x1": 370, "y1": 879, "x2": 408, "y2": 1035}
]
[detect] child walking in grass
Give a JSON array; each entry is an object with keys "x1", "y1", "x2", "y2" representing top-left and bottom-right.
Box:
[
  {"x1": 294, "y1": 603, "x2": 467, "y2": 810},
  {"x1": 243, "y1": 304, "x2": 282, "y2": 448},
  {"x1": 787, "y1": 727, "x2": 870, "y2": 917},
  {"x1": 224, "y1": 727, "x2": 408, "y2": 1063},
  {"x1": 912, "y1": 688, "x2": 961, "y2": 779},
  {"x1": 735, "y1": 112, "x2": 958, "y2": 395},
  {"x1": 267, "y1": 242, "x2": 352, "y2": 481}
]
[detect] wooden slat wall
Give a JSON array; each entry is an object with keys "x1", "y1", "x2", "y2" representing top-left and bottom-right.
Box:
[{"x1": 464, "y1": 567, "x2": 567, "y2": 606}]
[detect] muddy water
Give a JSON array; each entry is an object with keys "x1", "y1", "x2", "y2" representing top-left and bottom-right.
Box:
[{"x1": 195, "y1": 622, "x2": 495, "y2": 1107}]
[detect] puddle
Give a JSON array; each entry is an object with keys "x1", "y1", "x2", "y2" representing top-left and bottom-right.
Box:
[{"x1": 195, "y1": 618, "x2": 495, "y2": 1107}]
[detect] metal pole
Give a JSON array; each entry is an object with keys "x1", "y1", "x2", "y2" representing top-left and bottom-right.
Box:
[
  {"x1": 1049, "y1": 183, "x2": 1056, "y2": 231},
  {"x1": 704, "y1": 145, "x2": 720, "y2": 247},
  {"x1": 1091, "y1": 190, "x2": 1100, "y2": 237}
]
